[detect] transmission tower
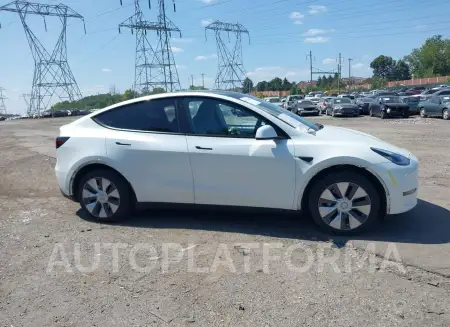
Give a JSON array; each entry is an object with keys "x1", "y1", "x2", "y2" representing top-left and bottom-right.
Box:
[
  {"x1": 119, "y1": 0, "x2": 181, "y2": 93},
  {"x1": 0, "y1": 1, "x2": 85, "y2": 116},
  {"x1": 205, "y1": 21, "x2": 250, "y2": 91},
  {"x1": 0, "y1": 87, "x2": 7, "y2": 114},
  {"x1": 21, "y1": 93, "x2": 31, "y2": 112}
]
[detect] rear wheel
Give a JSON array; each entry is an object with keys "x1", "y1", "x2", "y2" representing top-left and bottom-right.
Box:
[
  {"x1": 443, "y1": 109, "x2": 449, "y2": 120},
  {"x1": 78, "y1": 169, "x2": 132, "y2": 222},
  {"x1": 308, "y1": 170, "x2": 381, "y2": 235}
]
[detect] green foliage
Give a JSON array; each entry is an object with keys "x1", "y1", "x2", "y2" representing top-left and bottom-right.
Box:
[
  {"x1": 405, "y1": 35, "x2": 450, "y2": 78},
  {"x1": 242, "y1": 77, "x2": 254, "y2": 93},
  {"x1": 189, "y1": 85, "x2": 208, "y2": 90},
  {"x1": 394, "y1": 59, "x2": 411, "y2": 80},
  {"x1": 52, "y1": 88, "x2": 165, "y2": 110},
  {"x1": 370, "y1": 55, "x2": 395, "y2": 79},
  {"x1": 290, "y1": 85, "x2": 299, "y2": 95},
  {"x1": 371, "y1": 76, "x2": 387, "y2": 89}
]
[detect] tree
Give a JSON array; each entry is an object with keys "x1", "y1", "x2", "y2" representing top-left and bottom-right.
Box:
[
  {"x1": 269, "y1": 77, "x2": 283, "y2": 91},
  {"x1": 290, "y1": 85, "x2": 299, "y2": 95},
  {"x1": 281, "y1": 78, "x2": 292, "y2": 91},
  {"x1": 256, "y1": 81, "x2": 268, "y2": 91},
  {"x1": 242, "y1": 77, "x2": 254, "y2": 93},
  {"x1": 405, "y1": 35, "x2": 450, "y2": 78},
  {"x1": 370, "y1": 55, "x2": 396, "y2": 80},
  {"x1": 123, "y1": 89, "x2": 138, "y2": 100},
  {"x1": 189, "y1": 85, "x2": 207, "y2": 90},
  {"x1": 371, "y1": 76, "x2": 387, "y2": 89},
  {"x1": 317, "y1": 76, "x2": 323, "y2": 88},
  {"x1": 150, "y1": 88, "x2": 166, "y2": 95},
  {"x1": 393, "y1": 59, "x2": 411, "y2": 80}
]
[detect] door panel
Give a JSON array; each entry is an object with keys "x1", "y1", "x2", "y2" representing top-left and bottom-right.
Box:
[
  {"x1": 186, "y1": 136, "x2": 296, "y2": 209},
  {"x1": 106, "y1": 131, "x2": 194, "y2": 203}
]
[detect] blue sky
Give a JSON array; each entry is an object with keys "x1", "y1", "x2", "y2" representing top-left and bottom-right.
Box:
[{"x1": 1, "y1": 0, "x2": 450, "y2": 113}]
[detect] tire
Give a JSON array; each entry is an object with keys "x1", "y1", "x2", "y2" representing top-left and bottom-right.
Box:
[
  {"x1": 443, "y1": 109, "x2": 449, "y2": 120},
  {"x1": 403, "y1": 111, "x2": 409, "y2": 118},
  {"x1": 380, "y1": 110, "x2": 387, "y2": 119},
  {"x1": 420, "y1": 108, "x2": 427, "y2": 118},
  {"x1": 369, "y1": 108, "x2": 373, "y2": 117},
  {"x1": 77, "y1": 169, "x2": 132, "y2": 222},
  {"x1": 308, "y1": 170, "x2": 382, "y2": 235},
  {"x1": 331, "y1": 110, "x2": 335, "y2": 117}
]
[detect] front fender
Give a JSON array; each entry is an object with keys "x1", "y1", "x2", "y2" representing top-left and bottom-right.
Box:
[{"x1": 294, "y1": 156, "x2": 389, "y2": 210}]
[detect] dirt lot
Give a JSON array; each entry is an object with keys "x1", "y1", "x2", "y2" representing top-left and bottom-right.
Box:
[{"x1": 1, "y1": 115, "x2": 450, "y2": 326}]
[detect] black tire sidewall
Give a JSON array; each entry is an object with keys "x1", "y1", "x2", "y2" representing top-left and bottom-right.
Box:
[
  {"x1": 78, "y1": 169, "x2": 132, "y2": 222},
  {"x1": 308, "y1": 170, "x2": 382, "y2": 235}
]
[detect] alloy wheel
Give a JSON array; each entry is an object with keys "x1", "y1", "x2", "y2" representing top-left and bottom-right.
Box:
[
  {"x1": 420, "y1": 108, "x2": 426, "y2": 118},
  {"x1": 82, "y1": 177, "x2": 121, "y2": 218},
  {"x1": 317, "y1": 182, "x2": 371, "y2": 231},
  {"x1": 443, "y1": 109, "x2": 449, "y2": 120}
]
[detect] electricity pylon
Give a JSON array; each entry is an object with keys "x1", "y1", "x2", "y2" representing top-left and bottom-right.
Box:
[
  {"x1": 0, "y1": 87, "x2": 7, "y2": 114},
  {"x1": 21, "y1": 93, "x2": 31, "y2": 113},
  {"x1": 119, "y1": 0, "x2": 181, "y2": 93},
  {"x1": 0, "y1": 1, "x2": 85, "y2": 116},
  {"x1": 205, "y1": 21, "x2": 250, "y2": 91}
]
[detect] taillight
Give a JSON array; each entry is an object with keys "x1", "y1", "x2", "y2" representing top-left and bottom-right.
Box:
[
  {"x1": 56, "y1": 137, "x2": 70, "y2": 149},
  {"x1": 322, "y1": 103, "x2": 326, "y2": 107}
]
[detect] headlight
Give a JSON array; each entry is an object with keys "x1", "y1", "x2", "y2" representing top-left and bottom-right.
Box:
[
  {"x1": 334, "y1": 105, "x2": 342, "y2": 109},
  {"x1": 371, "y1": 147, "x2": 410, "y2": 166}
]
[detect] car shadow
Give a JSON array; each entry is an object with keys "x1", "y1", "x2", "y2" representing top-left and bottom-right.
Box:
[{"x1": 77, "y1": 199, "x2": 450, "y2": 245}]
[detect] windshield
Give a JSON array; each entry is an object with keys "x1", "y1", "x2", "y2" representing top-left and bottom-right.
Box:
[
  {"x1": 382, "y1": 96, "x2": 401, "y2": 103},
  {"x1": 359, "y1": 97, "x2": 373, "y2": 102},
  {"x1": 299, "y1": 100, "x2": 313, "y2": 105},
  {"x1": 334, "y1": 98, "x2": 351, "y2": 104},
  {"x1": 237, "y1": 94, "x2": 320, "y2": 131}
]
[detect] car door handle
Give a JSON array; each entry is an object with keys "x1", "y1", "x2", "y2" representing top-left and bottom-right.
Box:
[
  {"x1": 195, "y1": 146, "x2": 213, "y2": 150},
  {"x1": 115, "y1": 142, "x2": 131, "y2": 146}
]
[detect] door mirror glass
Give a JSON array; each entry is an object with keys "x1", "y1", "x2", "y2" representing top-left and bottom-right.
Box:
[{"x1": 255, "y1": 125, "x2": 278, "y2": 140}]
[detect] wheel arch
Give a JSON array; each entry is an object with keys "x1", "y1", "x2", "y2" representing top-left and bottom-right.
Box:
[
  {"x1": 299, "y1": 164, "x2": 388, "y2": 216},
  {"x1": 70, "y1": 162, "x2": 137, "y2": 204}
]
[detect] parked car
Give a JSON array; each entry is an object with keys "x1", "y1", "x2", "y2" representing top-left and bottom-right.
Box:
[
  {"x1": 55, "y1": 91, "x2": 419, "y2": 235},
  {"x1": 430, "y1": 87, "x2": 450, "y2": 98},
  {"x1": 325, "y1": 98, "x2": 359, "y2": 117},
  {"x1": 293, "y1": 99, "x2": 320, "y2": 116},
  {"x1": 309, "y1": 97, "x2": 321, "y2": 105},
  {"x1": 264, "y1": 97, "x2": 284, "y2": 107},
  {"x1": 317, "y1": 97, "x2": 335, "y2": 114},
  {"x1": 418, "y1": 96, "x2": 450, "y2": 120},
  {"x1": 400, "y1": 96, "x2": 420, "y2": 115},
  {"x1": 369, "y1": 96, "x2": 410, "y2": 119},
  {"x1": 413, "y1": 88, "x2": 439, "y2": 101},
  {"x1": 355, "y1": 97, "x2": 373, "y2": 115},
  {"x1": 283, "y1": 95, "x2": 303, "y2": 111}
]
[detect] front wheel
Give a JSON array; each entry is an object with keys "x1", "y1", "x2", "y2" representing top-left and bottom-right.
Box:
[
  {"x1": 369, "y1": 108, "x2": 373, "y2": 117},
  {"x1": 380, "y1": 111, "x2": 387, "y2": 119},
  {"x1": 443, "y1": 109, "x2": 449, "y2": 120},
  {"x1": 420, "y1": 108, "x2": 427, "y2": 118},
  {"x1": 78, "y1": 169, "x2": 132, "y2": 222},
  {"x1": 308, "y1": 170, "x2": 381, "y2": 235}
]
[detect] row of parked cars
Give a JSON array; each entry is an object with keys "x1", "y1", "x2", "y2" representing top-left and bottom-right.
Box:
[{"x1": 264, "y1": 86, "x2": 450, "y2": 120}]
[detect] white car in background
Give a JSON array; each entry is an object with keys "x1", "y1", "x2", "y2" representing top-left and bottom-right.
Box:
[{"x1": 55, "y1": 91, "x2": 418, "y2": 235}]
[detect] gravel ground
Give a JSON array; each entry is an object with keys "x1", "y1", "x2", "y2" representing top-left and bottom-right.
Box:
[{"x1": 1, "y1": 115, "x2": 449, "y2": 326}]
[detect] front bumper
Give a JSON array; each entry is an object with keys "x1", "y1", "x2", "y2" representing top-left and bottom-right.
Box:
[
  {"x1": 333, "y1": 109, "x2": 358, "y2": 116},
  {"x1": 369, "y1": 157, "x2": 419, "y2": 215}
]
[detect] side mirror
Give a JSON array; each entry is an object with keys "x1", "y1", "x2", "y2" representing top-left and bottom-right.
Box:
[{"x1": 255, "y1": 125, "x2": 278, "y2": 140}]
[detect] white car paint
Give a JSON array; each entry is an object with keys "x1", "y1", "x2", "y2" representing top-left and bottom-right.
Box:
[{"x1": 55, "y1": 91, "x2": 418, "y2": 232}]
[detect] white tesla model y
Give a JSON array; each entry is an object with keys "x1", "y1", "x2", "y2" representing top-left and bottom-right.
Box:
[{"x1": 55, "y1": 91, "x2": 418, "y2": 234}]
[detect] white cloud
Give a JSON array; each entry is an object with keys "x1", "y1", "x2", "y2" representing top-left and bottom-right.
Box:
[
  {"x1": 352, "y1": 63, "x2": 365, "y2": 69},
  {"x1": 246, "y1": 66, "x2": 310, "y2": 82},
  {"x1": 101, "y1": 68, "x2": 112, "y2": 73},
  {"x1": 308, "y1": 5, "x2": 327, "y2": 15},
  {"x1": 199, "y1": 0, "x2": 217, "y2": 3},
  {"x1": 322, "y1": 58, "x2": 335, "y2": 65},
  {"x1": 290, "y1": 11, "x2": 304, "y2": 24},
  {"x1": 171, "y1": 46, "x2": 184, "y2": 53},
  {"x1": 195, "y1": 54, "x2": 217, "y2": 61},
  {"x1": 304, "y1": 36, "x2": 329, "y2": 43},
  {"x1": 201, "y1": 19, "x2": 214, "y2": 27},
  {"x1": 302, "y1": 29, "x2": 334, "y2": 36}
]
